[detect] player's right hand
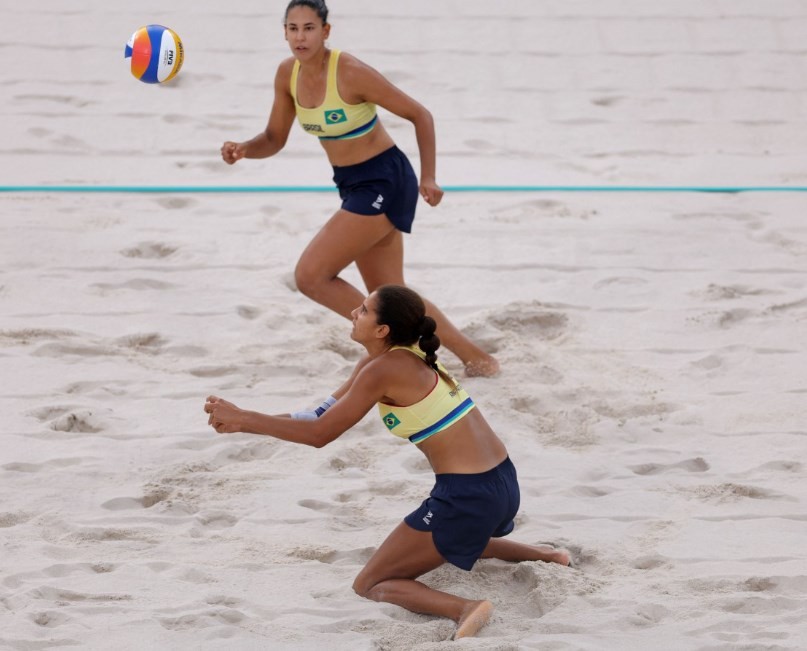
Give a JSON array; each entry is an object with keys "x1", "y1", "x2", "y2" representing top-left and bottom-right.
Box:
[{"x1": 221, "y1": 141, "x2": 247, "y2": 164}]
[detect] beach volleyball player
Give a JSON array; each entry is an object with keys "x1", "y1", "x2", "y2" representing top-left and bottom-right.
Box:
[
  {"x1": 205, "y1": 285, "x2": 571, "y2": 639},
  {"x1": 220, "y1": 0, "x2": 498, "y2": 377}
]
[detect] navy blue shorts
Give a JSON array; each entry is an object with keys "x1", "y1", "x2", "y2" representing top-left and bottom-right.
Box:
[
  {"x1": 404, "y1": 457, "x2": 520, "y2": 571},
  {"x1": 331, "y1": 145, "x2": 418, "y2": 233}
]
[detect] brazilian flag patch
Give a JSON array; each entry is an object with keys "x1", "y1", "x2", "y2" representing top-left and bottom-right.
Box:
[
  {"x1": 382, "y1": 413, "x2": 401, "y2": 430},
  {"x1": 325, "y1": 109, "x2": 347, "y2": 125}
]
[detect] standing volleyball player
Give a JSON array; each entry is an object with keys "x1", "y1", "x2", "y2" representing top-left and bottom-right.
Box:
[{"x1": 221, "y1": 0, "x2": 498, "y2": 376}]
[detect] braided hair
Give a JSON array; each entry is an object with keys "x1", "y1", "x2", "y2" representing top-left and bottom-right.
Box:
[{"x1": 374, "y1": 285, "x2": 457, "y2": 389}]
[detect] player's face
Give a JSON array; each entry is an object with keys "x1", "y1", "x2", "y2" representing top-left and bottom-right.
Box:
[
  {"x1": 284, "y1": 7, "x2": 329, "y2": 59},
  {"x1": 350, "y1": 293, "x2": 384, "y2": 344}
]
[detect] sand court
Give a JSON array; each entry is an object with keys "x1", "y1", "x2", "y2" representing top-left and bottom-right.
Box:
[{"x1": 2, "y1": 1, "x2": 807, "y2": 649}]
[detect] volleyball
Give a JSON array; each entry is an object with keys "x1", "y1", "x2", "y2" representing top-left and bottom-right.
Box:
[{"x1": 124, "y1": 25, "x2": 184, "y2": 84}]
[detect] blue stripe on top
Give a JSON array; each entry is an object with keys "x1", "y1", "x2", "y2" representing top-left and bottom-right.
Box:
[
  {"x1": 319, "y1": 115, "x2": 378, "y2": 141},
  {"x1": 408, "y1": 397, "x2": 476, "y2": 444}
]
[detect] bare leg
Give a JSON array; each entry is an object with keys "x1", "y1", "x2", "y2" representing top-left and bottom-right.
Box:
[
  {"x1": 353, "y1": 522, "x2": 492, "y2": 639},
  {"x1": 353, "y1": 223, "x2": 499, "y2": 376},
  {"x1": 295, "y1": 210, "x2": 499, "y2": 376},
  {"x1": 294, "y1": 209, "x2": 389, "y2": 317},
  {"x1": 480, "y1": 538, "x2": 571, "y2": 566}
]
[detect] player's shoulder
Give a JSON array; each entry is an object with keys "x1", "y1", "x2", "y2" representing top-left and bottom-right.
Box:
[{"x1": 277, "y1": 56, "x2": 297, "y2": 75}]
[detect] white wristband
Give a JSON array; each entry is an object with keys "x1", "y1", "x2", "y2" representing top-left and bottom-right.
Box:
[{"x1": 291, "y1": 395, "x2": 336, "y2": 420}]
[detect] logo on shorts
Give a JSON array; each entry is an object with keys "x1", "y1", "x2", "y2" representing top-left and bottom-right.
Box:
[
  {"x1": 382, "y1": 413, "x2": 401, "y2": 430},
  {"x1": 325, "y1": 109, "x2": 347, "y2": 125},
  {"x1": 372, "y1": 194, "x2": 384, "y2": 210},
  {"x1": 423, "y1": 510, "x2": 433, "y2": 525}
]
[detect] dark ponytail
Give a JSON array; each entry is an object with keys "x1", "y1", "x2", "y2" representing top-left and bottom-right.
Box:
[
  {"x1": 375, "y1": 285, "x2": 457, "y2": 388},
  {"x1": 284, "y1": 0, "x2": 329, "y2": 24},
  {"x1": 417, "y1": 315, "x2": 440, "y2": 370}
]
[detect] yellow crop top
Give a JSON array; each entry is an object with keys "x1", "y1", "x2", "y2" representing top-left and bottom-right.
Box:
[
  {"x1": 290, "y1": 49, "x2": 378, "y2": 141},
  {"x1": 378, "y1": 346, "x2": 476, "y2": 444}
]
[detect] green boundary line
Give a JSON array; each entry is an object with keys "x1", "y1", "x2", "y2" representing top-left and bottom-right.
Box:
[{"x1": 2, "y1": 185, "x2": 807, "y2": 193}]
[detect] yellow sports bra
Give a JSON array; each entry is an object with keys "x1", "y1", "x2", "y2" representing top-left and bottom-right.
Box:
[
  {"x1": 290, "y1": 49, "x2": 378, "y2": 141},
  {"x1": 378, "y1": 346, "x2": 476, "y2": 444}
]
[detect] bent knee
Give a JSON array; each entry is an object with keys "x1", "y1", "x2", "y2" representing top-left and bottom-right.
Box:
[
  {"x1": 352, "y1": 569, "x2": 381, "y2": 600},
  {"x1": 293, "y1": 262, "x2": 327, "y2": 299},
  {"x1": 352, "y1": 575, "x2": 371, "y2": 599}
]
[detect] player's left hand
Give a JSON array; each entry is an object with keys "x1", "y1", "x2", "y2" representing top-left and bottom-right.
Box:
[{"x1": 420, "y1": 179, "x2": 444, "y2": 207}]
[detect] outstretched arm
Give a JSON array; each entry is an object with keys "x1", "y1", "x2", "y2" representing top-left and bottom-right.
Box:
[{"x1": 204, "y1": 356, "x2": 385, "y2": 448}]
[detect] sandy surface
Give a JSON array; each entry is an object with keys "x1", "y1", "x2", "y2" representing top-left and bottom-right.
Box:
[{"x1": 2, "y1": 2, "x2": 806, "y2": 649}]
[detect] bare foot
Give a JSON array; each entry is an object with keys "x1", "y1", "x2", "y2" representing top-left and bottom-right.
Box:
[
  {"x1": 464, "y1": 354, "x2": 500, "y2": 378},
  {"x1": 454, "y1": 600, "x2": 493, "y2": 640},
  {"x1": 552, "y1": 547, "x2": 573, "y2": 567},
  {"x1": 536, "y1": 544, "x2": 573, "y2": 567}
]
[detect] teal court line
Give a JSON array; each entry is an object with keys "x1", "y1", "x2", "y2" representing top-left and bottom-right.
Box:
[{"x1": 2, "y1": 185, "x2": 807, "y2": 193}]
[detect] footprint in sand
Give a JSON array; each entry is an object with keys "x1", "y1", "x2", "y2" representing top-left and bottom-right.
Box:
[
  {"x1": 188, "y1": 364, "x2": 239, "y2": 378},
  {"x1": 162, "y1": 114, "x2": 191, "y2": 124},
  {"x1": 195, "y1": 512, "x2": 239, "y2": 529},
  {"x1": 18, "y1": 94, "x2": 92, "y2": 108},
  {"x1": 32, "y1": 585, "x2": 133, "y2": 604},
  {"x1": 0, "y1": 328, "x2": 77, "y2": 346},
  {"x1": 50, "y1": 410, "x2": 105, "y2": 434},
  {"x1": 322, "y1": 447, "x2": 378, "y2": 474},
  {"x1": 27, "y1": 405, "x2": 105, "y2": 434},
  {"x1": 744, "y1": 460, "x2": 802, "y2": 474},
  {"x1": 115, "y1": 333, "x2": 167, "y2": 353},
  {"x1": 101, "y1": 487, "x2": 172, "y2": 511},
  {"x1": 687, "y1": 483, "x2": 792, "y2": 503},
  {"x1": 631, "y1": 554, "x2": 670, "y2": 570},
  {"x1": 30, "y1": 610, "x2": 72, "y2": 628},
  {"x1": 297, "y1": 498, "x2": 372, "y2": 531},
  {"x1": 154, "y1": 197, "x2": 195, "y2": 210},
  {"x1": 690, "y1": 353, "x2": 724, "y2": 371},
  {"x1": 91, "y1": 278, "x2": 176, "y2": 294},
  {"x1": 287, "y1": 545, "x2": 375, "y2": 565},
  {"x1": 58, "y1": 526, "x2": 160, "y2": 545},
  {"x1": 212, "y1": 441, "x2": 279, "y2": 465},
  {"x1": 3, "y1": 458, "x2": 84, "y2": 473},
  {"x1": 120, "y1": 241, "x2": 178, "y2": 259},
  {"x1": 297, "y1": 498, "x2": 355, "y2": 516},
  {"x1": 565, "y1": 485, "x2": 612, "y2": 498},
  {"x1": 765, "y1": 297, "x2": 807, "y2": 317},
  {"x1": 629, "y1": 457, "x2": 709, "y2": 475},
  {"x1": 589, "y1": 399, "x2": 677, "y2": 422},
  {"x1": 0, "y1": 511, "x2": 35, "y2": 528},
  {"x1": 237, "y1": 305, "x2": 261, "y2": 320},
  {"x1": 462, "y1": 302, "x2": 569, "y2": 353},
  {"x1": 492, "y1": 199, "x2": 578, "y2": 221},
  {"x1": 693, "y1": 283, "x2": 772, "y2": 301},
  {"x1": 260, "y1": 204, "x2": 282, "y2": 217},
  {"x1": 157, "y1": 606, "x2": 246, "y2": 631},
  {"x1": 488, "y1": 303, "x2": 569, "y2": 340},
  {"x1": 2, "y1": 562, "x2": 116, "y2": 590},
  {"x1": 591, "y1": 95, "x2": 625, "y2": 107},
  {"x1": 319, "y1": 332, "x2": 364, "y2": 361},
  {"x1": 593, "y1": 276, "x2": 648, "y2": 290},
  {"x1": 33, "y1": 340, "x2": 116, "y2": 358}
]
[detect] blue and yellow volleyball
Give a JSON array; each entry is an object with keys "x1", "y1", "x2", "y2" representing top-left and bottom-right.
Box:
[{"x1": 124, "y1": 25, "x2": 184, "y2": 84}]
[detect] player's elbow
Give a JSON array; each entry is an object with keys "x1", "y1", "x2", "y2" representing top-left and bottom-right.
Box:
[
  {"x1": 310, "y1": 436, "x2": 330, "y2": 449},
  {"x1": 412, "y1": 105, "x2": 434, "y2": 128},
  {"x1": 307, "y1": 424, "x2": 338, "y2": 449}
]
